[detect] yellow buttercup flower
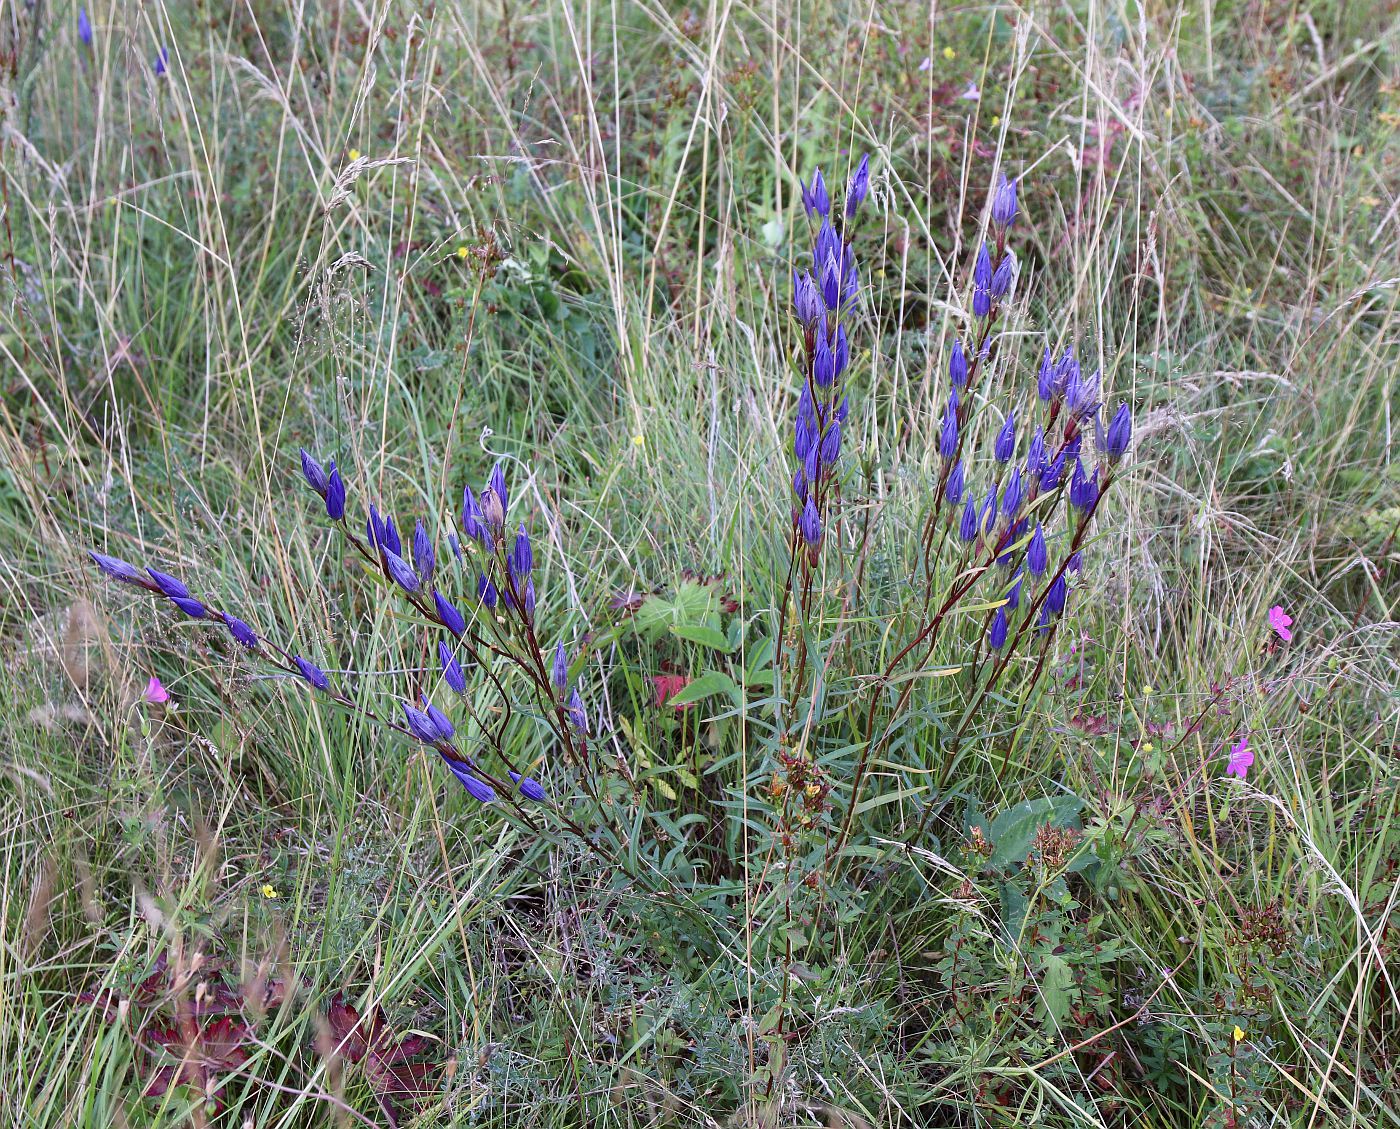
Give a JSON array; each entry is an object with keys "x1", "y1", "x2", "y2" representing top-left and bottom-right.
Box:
[
  {"x1": 632, "y1": 433, "x2": 645, "y2": 448},
  {"x1": 348, "y1": 149, "x2": 361, "y2": 162},
  {"x1": 260, "y1": 884, "x2": 279, "y2": 900},
  {"x1": 456, "y1": 246, "x2": 470, "y2": 259},
  {"x1": 942, "y1": 46, "x2": 956, "y2": 61},
  {"x1": 1233, "y1": 1025, "x2": 1246, "y2": 1043}
]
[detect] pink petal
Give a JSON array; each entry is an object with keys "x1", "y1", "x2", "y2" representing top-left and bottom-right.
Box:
[{"x1": 144, "y1": 676, "x2": 170, "y2": 704}]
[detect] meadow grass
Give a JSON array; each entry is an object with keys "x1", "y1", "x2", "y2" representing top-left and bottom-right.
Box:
[{"x1": 1, "y1": 1, "x2": 1398, "y2": 1126}]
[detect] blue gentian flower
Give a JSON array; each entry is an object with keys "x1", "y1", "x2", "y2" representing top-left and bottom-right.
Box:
[
  {"x1": 994, "y1": 413, "x2": 1016, "y2": 463},
  {"x1": 844, "y1": 154, "x2": 870, "y2": 218},
  {"x1": 300, "y1": 449, "x2": 329, "y2": 497},
  {"x1": 443, "y1": 756, "x2": 497, "y2": 802},
  {"x1": 799, "y1": 496, "x2": 822, "y2": 548},
  {"x1": 949, "y1": 339, "x2": 968, "y2": 388},
  {"x1": 800, "y1": 168, "x2": 830, "y2": 218},
  {"x1": 958, "y1": 499, "x2": 979, "y2": 542},
  {"x1": 944, "y1": 459, "x2": 966, "y2": 506},
  {"x1": 434, "y1": 589, "x2": 466, "y2": 637},
  {"x1": 510, "y1": 771, "x2": 549, "y2": 802},
  {"x1": 294, "y1": 657, "x2": 330, "y2": 690},
  {"x1": 383, "y1": 550, "x2": 419, "y2": 594},
  {"x1": 440, "y1": 641, "x2": 467, "y2": 694},
  {"x1": 551, "y1": 643, "x2": 568, "y2": 695},
  {"x1": 78, "y1": 8, "x2": 93, "y2": 46},
  {"x1": 1100, "y1": 402, "x2": 1132, "y2": 461},
  {"x1": 991, "y1": 173, "x2": 1017, "y2": 227},
  {"x1": 413, "y1": 520, "x2": 435, "y2": 582},
  {"x1": 1027, "y1": 523, "x2": 1048, "y2": 577},
  {"x1": 89, "y1": 551, "x2": 145, "y2": 585},
  {"x1": 325, "y1": 463, "x2": 346, "y2": 520},
  {"x1": 989, "y1": 606, "x2": 1009, "y2": 649},
  {"x1": 939, "y1": 402, "x2": 958, "y2": 460},
  {"x1": 225, "y1": 615, "x2": 259, "y2": 648}
]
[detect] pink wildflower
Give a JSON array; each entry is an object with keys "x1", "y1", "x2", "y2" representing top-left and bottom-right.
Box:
[
  {"x1": 1225, "y1": 737, "x2": 1253, "y2": 779},
  {"x1": 1267, "y1": 605, "x2": 1293, "y2": 643},
  {"x1": 144, "y1": 676, "x2": 169, "y2": 704}
]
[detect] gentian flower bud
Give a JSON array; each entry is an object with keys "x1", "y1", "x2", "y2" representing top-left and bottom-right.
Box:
[
  {"x1": 413, "y1": 520, "x2": 435, "y2": 583},
  {"x1": 794, "y1": 412, "x2": 816, "y2": 462},
  {"x1": 447, "y1": 533, "x2": 463, "y2": 560},
  {"x1": 366, "y1": 509, "x2": 381, "y2": 552},
  {"x1": 434, "y1": 589, "x2": 466, "y2": 637},
  {"x1": 989, "y1": 606, "x2": 1009, "y2": 650},
  {"x1": 1066, "y1": 367, "x2": 1099, "y2": 420},
  {"x1": 440, "y1": 640, "x2": 467, "y2": 694},
  {"x1": 225, "y1": 615, "x2": 259, "y2": 649},
  {"x1": 325, "y1": 464, "x2": 346, "y2": 520},
  {"x1": 383, "y1": 550, "x2": 419, "y2": 593},
  {"x1": 523, "y1": 579, "x2": 536, "y2": 619},
  {"x1": 479, "y1": 488, "x2": 505, "y2": 535},
  {"x1": 799, "y1": 497, "x2": 822, "y2": 548},
  {"x1": 813, "y1": 330, "x2": 835, "y2": 387},
  {"x1": 1040, "y1": 450, "x2": 1066, "y2": 491},
  {"x1": 1069, "y1": 461, "x2": 1099, "y2": 511},
  {"x1": 973, "y1": 242, "x2": 992, "y2": 292},
  {"x1": 990, "y1": 255, "x2": 1013, "y2": 300},
  {"x1": 89, "y1": 551, "x2": 145, "y2": 585},
  {"x1": 401, "y1": 702, "x2": 441, "y2": 745},
  {"x1": 1046, "y1": 574, "x2": 1068, "y2": 614},
  {"x1": 294, "y1": 657, "x2": 330, "y2": 690},
  {"x1": 477, "y1": 573, "x2": 498, "y2": 609},
  {"x1": 834, "y1": 395, "x2": 850, "y2": 423},
  {"x1": 568, "y1": 688, "x2": 588, "y2": 733},
  {"x1": 833, "y1": 323, "x2": 849, "y2": 380},
  {"x1": 444, "y1": 757, "x2": 497, "y2": 803},
  {"x1": 300, "y1": 449, "x2": 329, "y2": 497},
  {"x1": 820, "y1": 251, "x2": 842, "y2": 310},
  {"x1": 792, "y1": 468, "x2": 807, "y2": 502},
  {"x1": 1037, "y1": 606, "x2": 1053, "y2": 635},
  {"x1": 551, "y1": 643, "x2": 569, "y2": 695},
  {"x1": 944, "y1": 459, "x2": 966, "y2": 506},
  {"x1": 979, "y1": 484, "x2": 999, "y2": 535},
  {"x1": 1037, "y1": 348, "x2": 1056, "y2": 403},
  {"x1": 381, "y1": 515, "x2": 402, "y2": 558},
  {"x1": 488, "y1": 462, "x2": 509, "y2": 516},
  {"x1": 801, "y1": 168, "x2": 830, "y2": 218},
  {"x1": 1100, "y1": 402, "x2": 1132, "y2": 461},
  {"x1": 994, "y1": 413, "x2": 1016, "y2": 463},
  {"x1": 792, "y1": 270, "x2": 823, "y2": 327},
  {"x1": 1026, "y1": 427, "x2": 1047, "y2": 478},
  {"x1": 510, "y1": 771, "x2": 549, "y2": 802},
  {"x1": 462, "y1": 485, "x2": 487, "y2": 544},
  {"x1": 1006, "y1": 571, "x2": 1024, "y2": 610},
  {"x1": 147, "y1": 568, "x2": 191, "y2": 601},
  {"x1": 991, "y1": 173, "x2": 1017, "y2": 227},
  {"x1": 958, "y1": 499, "x2": 979, "y2": 542},
  {"x1": 1056, "y1": 351, "x2": 1079, "y2": 400},
  {"x1": 78, "y1": 7, "x2": 93, "y2": 46},
  {"x1": 1001, "y1": 467, "x2": 1026, "y2": 519},
  {"x1": 171, "y1": 597, "x2": 207, "y2": 619},
  {"x1": 425, "y1": 701, "x2": 455, "y2": 741},
  {"x1": 508, "y1": 525, "x2": 533, "y2": 584},
  {"x1": 154, "y1": 47, "x2": 169, "y2": 76},
  {"x1": 1067, "y1": 551, "x2": 1083, "y2": 573},
  {"x1": 845, "y1": 154, "x2": 870, "y2": 218},
  {"x1": 819, "y1": 420, "x2": 841, "y2": 466},
  {"x1": 949, "y1": 339, "x2": 968, "y2": 388},
  {"x1": 972, "y1": 243, "x2": 993, "y2": 318},
  {"x1": 1027, "y1": 523, "x2": 1048, "y2": 577},
  {"x1": 939, "y1": 403, "x2": 958, "y2": 460}
]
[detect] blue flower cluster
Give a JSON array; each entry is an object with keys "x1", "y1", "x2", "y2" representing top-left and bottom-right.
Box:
[{"x1": 791, "y1": 155, "x2": 870, "y2": 556}]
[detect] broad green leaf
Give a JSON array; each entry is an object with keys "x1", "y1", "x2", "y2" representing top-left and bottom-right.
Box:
[
  {"x1": 987, "y1": 795, "x2": 1084, "y2": 868},
  {"x1": 667, "y1": 670, "x2": 739, "y2": 707},
  {"x1": 671, "y1": 623, "x2": 732, "y2": 651}
]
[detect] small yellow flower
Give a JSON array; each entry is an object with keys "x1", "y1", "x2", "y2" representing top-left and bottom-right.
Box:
[
  {"x1": 991, "y1": 115, "x2": 1001, "y2": 127},
  {"x1": 348, "y1": 149, "x2": 361, "y2": 162},
  {"x1": 456, "y1": 245, "x2": 470, "y2": 260},
  {"x1": 1142, "y1": 685, "x2": 1154, "y2": 697},
  {"x1": 260, "y1": 884, "x2": 279, "y2": 900},
  {"x1": 942, "y1": 46, "x2": 957, "y2": 61},
  {"x1": 1232, "y1": 1025, "x2": 1246, "y2": 1043},
  {"x1": 1142, "y1": 742, "x2": 1154, "y2": 753},
  {"x1": 632, "y1": 433, "x2": 645, "y2": 447}
]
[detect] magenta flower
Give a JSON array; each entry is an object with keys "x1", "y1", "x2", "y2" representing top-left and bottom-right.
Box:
[
  {"x1": 144, "y1": 676, "x2": 170, "y2": 704},
  {"x1": 1267, "y1": 605, "x2": 1293, "y2": 643},
  {"x1": 1225, "y1": 737, "x2": 1253, "y2": 779}
]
